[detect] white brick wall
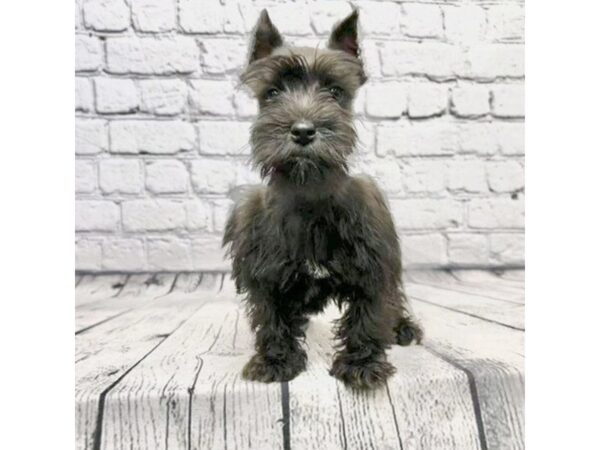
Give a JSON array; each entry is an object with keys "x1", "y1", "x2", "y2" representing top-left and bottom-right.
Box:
[{"x1": 75, "y1": 0, "x2": 525, "y2": 271}]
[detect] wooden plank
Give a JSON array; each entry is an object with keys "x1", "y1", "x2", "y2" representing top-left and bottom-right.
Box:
[
  {"x1": 288, "y1": 307, "x2": 368, "y2": 449},
  {"x1": 406, "y1": 271, "x2": 525, "y2": 305},
  {"x1": 289, "y1": 304, "x2": 482, "y2": 450},
  {"x1": 499, "y1": 270, "x2": 525, "y2": 283},
  {"x1": 75, "y1": 274, "x2": 218, "y2": 450},
  {"x1": 75, "y1": 274, "x2": 129, "y2": 306},
  {"x1": 100, "y1": 298, "x2": 283, "y2": 450},
  {"x1": 75, "y1": 274, "x2": 177, "y2": 333},
  {"x1": 451, "y1": 270, "x2": 525, "y2": 293},
  {"x1": 406, "y1": 283, "x2": 524, "y2": 330},
  {"x1": 414, "y1": 301, "x2": 524, "y2": 450}
]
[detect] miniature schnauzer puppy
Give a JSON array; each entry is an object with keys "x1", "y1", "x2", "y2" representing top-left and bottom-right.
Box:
[{"x1": 223, "y1": 10, "x2": 423, "y2": 390}]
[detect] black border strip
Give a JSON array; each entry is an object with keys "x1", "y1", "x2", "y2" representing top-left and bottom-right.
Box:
[{"x1": 424, "y1": 345, "x2": 488, "y2": 450}]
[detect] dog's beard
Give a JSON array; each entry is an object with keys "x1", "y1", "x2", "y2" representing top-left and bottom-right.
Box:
[{"x1": 253, "y1": 131, "x2": 354, "y2": 184}]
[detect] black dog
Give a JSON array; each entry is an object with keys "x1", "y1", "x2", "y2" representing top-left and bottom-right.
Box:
[{"x1": 223, "y1": 9, "x2": 423, "y2": 390}]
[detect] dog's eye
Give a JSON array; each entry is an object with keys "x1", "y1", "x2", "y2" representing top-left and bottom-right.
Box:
[
  {"x1": 329, "y1": 86, "x2": 344, "y2": 100},
  {"x1": 265, "y1": 88, "x2": 280, "y2": 100}
]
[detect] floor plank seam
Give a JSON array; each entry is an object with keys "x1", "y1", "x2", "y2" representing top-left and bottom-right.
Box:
[
  {"x1": 281, "y1": 382, "x2": 291, "y2": 450},
  {"x1": 410, "y1": 282, "x2": 523, "y2": 306},
  {"x1": 384, "y1": 381, "x2": 404, "y2": 450},
  {"x1": 412, "y1": 297, "x2": 525, "y2": 332},
  {"x1": 423, "y1": 345, "x2": 489, "y2": 450},
  {"x1": 75, "y1": 309, "x2": 135, "y2": 335}
]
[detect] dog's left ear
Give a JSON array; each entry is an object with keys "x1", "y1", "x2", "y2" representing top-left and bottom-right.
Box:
[
  {"x1": 249, "y1": 10, "x2": 283, "y2": 63},
  {"x1": 328, "y1": 10, "x2": 360, "y2": 57}
]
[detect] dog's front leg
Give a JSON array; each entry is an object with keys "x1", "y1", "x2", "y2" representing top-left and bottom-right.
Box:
[
  {"x1": 242, "y1": 288, "x2": 307, "y2": 383},
  {"x1": 330, "y1": 292, "x2": 396, "y2": 389}
]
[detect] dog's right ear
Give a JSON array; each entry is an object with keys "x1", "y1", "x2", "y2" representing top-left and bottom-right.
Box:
[{"x1": 248, "y1": 10, "x2": 283, "y2": 63}]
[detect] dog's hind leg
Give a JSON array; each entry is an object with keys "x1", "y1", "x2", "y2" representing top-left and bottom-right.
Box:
[{"x1": 386, "y1": 285, "x2": 424, "y2": 346}]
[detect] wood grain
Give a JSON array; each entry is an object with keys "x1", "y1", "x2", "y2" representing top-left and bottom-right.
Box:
[
  {"x1": 414, "y1": 301, "x2": 524, "y2": 450},
  {"x1": 75, "y1": 275, "x2": 129, "y2": 306},
  {"x1": 75, "y1": 274, "x2": 176, "y2": 333},
  {"x1": 75, "y1": 274, "x2": 218, "y2": 450},
  {"x1": 75, "y1": 271, "x2": 524, "y2": 450},
  {"x1": 405, "y1": 283, "x2": 525, "y2": 330}
]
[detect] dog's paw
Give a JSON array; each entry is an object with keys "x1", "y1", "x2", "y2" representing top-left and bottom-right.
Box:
[
  {"x1": 329, "y1": 355, "x2": 396, "y2": 390},
  {"x1": 242, "y1": 352, "x2": 306, "y2": 383},
  {"x1": 394, "y1": 318, "x2": 424, "y2": 346}
]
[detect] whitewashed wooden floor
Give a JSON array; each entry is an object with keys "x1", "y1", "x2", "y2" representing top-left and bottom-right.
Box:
[{"x1": 75, "y1": 270, "x2": 524, "y2": 450}]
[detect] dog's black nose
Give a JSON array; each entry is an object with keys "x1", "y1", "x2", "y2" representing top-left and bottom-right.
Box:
[{"x1": 291, "y1": 121, "x2": 316, "y2": 145}]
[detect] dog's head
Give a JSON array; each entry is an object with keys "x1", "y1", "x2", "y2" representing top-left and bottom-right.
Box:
[{"x1": 241, "y1": 10, "x2": 366, "y2": 184}]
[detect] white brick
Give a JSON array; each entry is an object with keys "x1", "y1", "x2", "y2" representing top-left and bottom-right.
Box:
[
  {"x1": 235, "y1": 163, "x2": 261, "y2": 185},
  {"x1": 487, "y1": 4, "x2": 525, "y2": 42},
  {"x1": 107, "y1": 37, "x2": 199, "y2": 74},
  {"x1": 469, "y1": 198, "x2": 524, "y2": 229},
  {"x1": 99, "y1": 159, "x2": 143, "y2": 194},
  {"x1": 380, "y1": 42, "x2": 464, "y2": 79},
  {"x1": 212, "y1": 198, "x2": 234, "y2": 232},
  {"x1": 401, "y1": 234, "x2": 447, "y2": 267},
  {"x1": 146, "y1": 160, "x2": 189, "y2": 194},
  {"x1": 185, "y1": 199, "x2": 211, "y2": 231},
  {"x1": 487, "y1": 160, "x2": 524, "y2": 193},
  {"x1": 378, "y1": 121, "x2": 456, "y2": 157},
  {"x1": 189, "y1": 80, "x2": 235, "y2": 116},
  {"x1": 139, "y1": 79, "x2": 187, "y2": 116},
  {"x1": 465, "y1": 44, "x2": 524, "y2": 79},
  {"x1": 102, "y1": 238, "x2": 145, "y2": 270},
  {"x1": 131, "y1": 0, "x2": 176, "y2": 32},
  {"x1": 490, "y1": 234, "x2": 525, "y2": 265},
  {"x1": 191, "y1": 235, "x2": 229, "y2": 271},
  {"x1": 389, "y1": 199, "x2": 462, "y2": 230},
  {"x1": 75, "y1": 35, "x2": 103, "y2": 72},
  {"x1": 361, "y1": 41, "x2": 382, "y2": 78},
  {"x1": 443, "y1": 4, "x2": 486, "y2": 44},
  {"x1": 310, "y1": 1, "x2": 353, "y2": 35},
  {"x1": 191, "y1": 159, "x2": 237, "y2": 194},
  {"x1": 75, "y1": 78, "x2": 94, "y2": 112},
  {"x1": 76, "y1": 200, "x2": 120, "y2": 231},
  {"x1": 122, "y1": 199, "x2": 186, "y2": 231},
  {"x1": 407, "y1": 83, "x2": 448, "y2": 118},
  {"x1": 110, "y1": 120, "x2": 195, "y2": 154},
  {"x1": 75, "y1": 0, "x2": 83, "y2": 30},
  {"x1": 75, "y1": 160, "x2": 97, "y2": 194},
  {"x1": 402, "y1": 4, "x2": 443, "y2": 38},
  {"x1": 76, "y1": 119, "x2": 108, "y2": 155},
  {"x1": 365, "y1": 83, "x2": 407, "y2": 118},
  {"x1": 451, "y1": 84, "x2": 490, "y2": 118},
  {"x1": 179, "y1": 0, "x2": 243, "y2": 33},
  {"x1": 361, "y1": 1, "x2": 402, "y2": 35},
  {"x1": 200, "y1": 40, "x2": 246, "y2": 75},
  {"x1": 95, "y1": 78, "x2": 139, "y2": 114},
  {"x1": 266, "y1": 4, "x2": 312, "y2": 36},
  {"x1": 369, "y1": 159, "x2": 404, "y2": 195},
  {"x1": 234, "y1": 89, "x2": 258, "y2": 118},
  {"x1": 401, "y1": 160, "x2": 445, "y2": 194},
  {"x1": 447, "y1": 160, "x2": 488, "y2": 193},
  {"x1": 83, "y1": 0, "x2": 129, "y2": 31},
  {"x1": 448, "y1": 234, "x2": 489, "y2": 265},
  {"x1": 458, "y1": 123, "x2": 501, "y2": 155},
  {"x1": 76, "y1": 239, "x2": 102, "y2": 270},
  {"x1": 198, "y1": 121, "x2": 250, "y2": 156},
  {"x1": 379, "y1": 121, "x2": 519, "y2": 157},
  {"x1": 147, "y1": 238, "x2": 192, "y2": 270},
  {"x1": 492, "y1": 84, "x2": 525, "y2": 118},
  {"x1": 494, "y1": 122, "x2": 525, "y2": 155}
]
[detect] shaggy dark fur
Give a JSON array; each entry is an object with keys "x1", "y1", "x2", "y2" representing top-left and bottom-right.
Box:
[{"x1": 223, "y1": 9, "x2": 423, "y2": 390}]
